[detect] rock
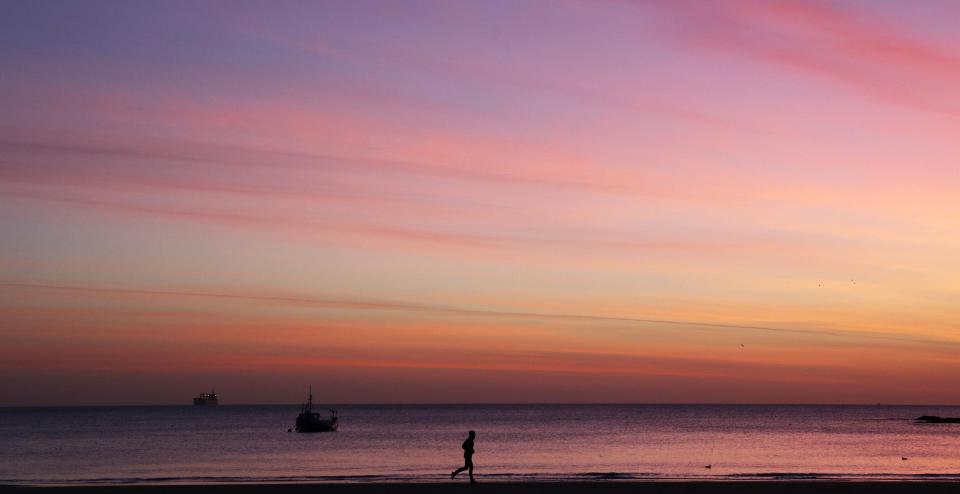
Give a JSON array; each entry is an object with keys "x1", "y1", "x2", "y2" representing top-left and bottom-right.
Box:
[{"x1": 915, "y1": 415, "x2": 960, "y2": 423}]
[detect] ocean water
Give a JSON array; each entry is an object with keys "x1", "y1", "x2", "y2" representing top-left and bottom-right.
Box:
[{"x1": 2, "y1": 404, "x2": 960, "y2": 485}]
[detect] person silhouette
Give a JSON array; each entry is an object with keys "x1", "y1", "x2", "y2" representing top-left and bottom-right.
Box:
[{"x1": 450, "y1": 430, "x2": 476, "y2": 483}]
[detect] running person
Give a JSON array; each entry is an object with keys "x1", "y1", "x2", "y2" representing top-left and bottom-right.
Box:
[{"x1": 450, "y1": 430, "x2": 476, "y2": 483}]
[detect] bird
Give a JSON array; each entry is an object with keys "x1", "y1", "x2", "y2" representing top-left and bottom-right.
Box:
[
  {"x1": 705, "y1": 464, "x2": 712, "y2": 469},
  {"x1": 902, "y1": 457, "x2": 908, "y2": 461}
]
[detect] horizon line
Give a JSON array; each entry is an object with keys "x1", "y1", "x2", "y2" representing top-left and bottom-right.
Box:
[{"x1": 2, "y1": 402, "x2": 957, "y2": 409}]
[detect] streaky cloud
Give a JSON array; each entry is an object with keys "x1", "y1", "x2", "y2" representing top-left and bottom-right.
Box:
[{"x1": 1, "y1": 282, "x2": 950, "y2": 348}]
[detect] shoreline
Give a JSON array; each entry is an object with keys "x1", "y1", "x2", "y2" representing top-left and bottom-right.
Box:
[
  {"x1": 5, "y1": 481, "x2": 960, "y2": 493},
  {"x1": 8, "y1": 472, "x2": 960, "y2": 487}
]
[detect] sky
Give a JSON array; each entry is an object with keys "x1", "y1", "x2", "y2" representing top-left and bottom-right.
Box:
[{"x1": 1, "y1": 0, "x2": 959, "y2": 406}]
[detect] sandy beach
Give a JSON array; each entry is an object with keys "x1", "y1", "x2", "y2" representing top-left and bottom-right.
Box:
[{"x1": 5, "y1": 483, "x2": 960, "y2": 494}]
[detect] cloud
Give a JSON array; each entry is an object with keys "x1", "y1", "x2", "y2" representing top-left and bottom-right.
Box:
[
  {"x1": 653, "y1": 0, "x2": 960, "y2": 115},
  {"x1": 0, "y1": 127, "x2": 823, "y2": 258},
  {"x1": 1, "y1": 282, "x2": 950, "y2": 348}
]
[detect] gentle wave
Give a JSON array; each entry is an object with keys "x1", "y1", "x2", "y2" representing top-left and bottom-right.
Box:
[{"x1": 9, "y1": 472, "x2": 960, "y2": 486}]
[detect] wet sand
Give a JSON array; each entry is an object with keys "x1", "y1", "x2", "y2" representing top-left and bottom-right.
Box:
[{"x1": 6, "y1": 483, "x2": 960, "y2": 494}]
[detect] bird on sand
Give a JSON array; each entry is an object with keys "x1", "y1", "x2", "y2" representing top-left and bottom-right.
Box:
[
  {"x1": 902, "y1": 457, "x2": 908, "y2": 461},
  {"x1": 705, "y1": 464, "x2": 712, "y2": 469}
]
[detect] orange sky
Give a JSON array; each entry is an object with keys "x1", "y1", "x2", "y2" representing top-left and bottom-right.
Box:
[{"x1": 1, "y1": 0, "x2": 959, "y2": 405}]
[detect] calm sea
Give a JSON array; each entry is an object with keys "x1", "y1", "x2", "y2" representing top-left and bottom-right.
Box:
[{"x1": 2, "y1": 404, "x2": 960, "y2": 485}]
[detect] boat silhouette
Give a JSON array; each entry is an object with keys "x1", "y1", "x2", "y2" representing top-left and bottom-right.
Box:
[
  {"x1": 193, "y1": 390, "x2": 219, "y2": 406},
  {"x1": 295, "y1": 386, "x2": 338, "y2": 432}
]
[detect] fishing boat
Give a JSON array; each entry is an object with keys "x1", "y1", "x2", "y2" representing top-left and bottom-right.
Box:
[
  {"x1": 193, "y1": 390, "x2": 219, "y2": 406},
  {"x1": 295, "y1": 386, "x2": 338, "y2": 432}
]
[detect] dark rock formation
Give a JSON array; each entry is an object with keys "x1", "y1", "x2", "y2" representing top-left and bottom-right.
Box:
[{"x1": 915, "y1": 415, "x2": 960, "y2": 423}]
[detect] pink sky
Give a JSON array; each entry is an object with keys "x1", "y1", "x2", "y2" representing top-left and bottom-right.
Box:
[{"x1": 1, "y1": 0, "x2": 959, "y2": 405}]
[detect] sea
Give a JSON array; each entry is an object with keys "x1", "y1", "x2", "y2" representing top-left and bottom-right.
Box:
[{"x1": 2, "y1": 404, "x2": 960, "y2": 485}]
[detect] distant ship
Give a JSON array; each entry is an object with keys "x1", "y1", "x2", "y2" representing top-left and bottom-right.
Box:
[
  {"x1": 193, "y1": 390, "x2": 219, "y2": 406},
  {"x1": 294, "y1": 386, "x2": 338, "y2": 432}
]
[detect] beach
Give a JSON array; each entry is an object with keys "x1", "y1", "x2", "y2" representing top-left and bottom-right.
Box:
[{"x1": 7, "y1": 482, "x2": 960, "y2": 494}]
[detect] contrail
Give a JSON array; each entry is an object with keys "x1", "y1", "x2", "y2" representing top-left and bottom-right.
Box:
[{"x1": 0, "y1": 281, "x2": 943, "y2": 346}]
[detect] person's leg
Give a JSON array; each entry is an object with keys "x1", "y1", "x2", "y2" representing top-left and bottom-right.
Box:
[
  {"x1": 467, "y1": 458, "x2": 475, "y2": 483},
  {"x1": 452, "y1": 458, "x2": 468, "y2": 478}
]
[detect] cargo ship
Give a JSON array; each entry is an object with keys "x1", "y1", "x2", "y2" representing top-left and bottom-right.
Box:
[{"x1": 193, "y1": 390, "x2": 219, "y2": 406}]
